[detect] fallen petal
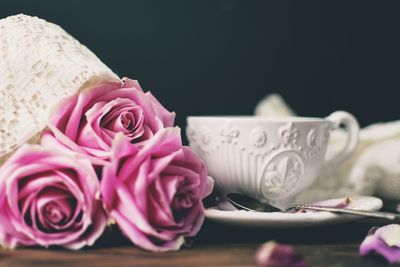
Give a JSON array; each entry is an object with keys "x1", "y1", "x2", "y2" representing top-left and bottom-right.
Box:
[
  {"x1": 292, "y1": 197, "x2": 352, "y2": 213},
  {"x1": 256, "y1": 241, "x2": 307, "y2": 267},
  {"x1": 360, "y1": 224, "x2": 400, "y2": 263},
  {"x1": 313, "y1": 196, "x2": 352, "y2": 208}
]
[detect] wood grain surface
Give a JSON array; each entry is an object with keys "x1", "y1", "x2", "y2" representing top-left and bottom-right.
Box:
[{"x1": 0, "y1": 218, "x2": 398, "y2": 267}]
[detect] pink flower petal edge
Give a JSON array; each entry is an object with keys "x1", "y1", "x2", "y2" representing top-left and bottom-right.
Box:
[
  {"x1": 46, "y1": 77, "x2": 175, "y2": 163},
  {"x1": 0, "y1": 144, "x2": 108, "y2": 249},
  {"x1": 360, "y1": 224, "x2": 400, "y2": 263},
  {"x1": 101, "y1": 128, "x2": 214, "y2": 251},
  {"x1": 255, "y1": 241, "x2": 308, "y2": 267}
]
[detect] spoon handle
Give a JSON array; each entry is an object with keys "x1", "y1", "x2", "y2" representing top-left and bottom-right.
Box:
[{"x1": 296, "y1": 205, "x2": 399, "y2": 220}]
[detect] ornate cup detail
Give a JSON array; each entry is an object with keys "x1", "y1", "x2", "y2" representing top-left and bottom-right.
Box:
[
  {"x1": 188, "y1": 126, "x2": 215, "y2": 153},
  {"x1": 186, "y1": 126, "x2": 196, "y2": 143},
  {"x1": 200, "y1": 131, "x2": 211, "y2": 145},
  {"x1": 250, "y1": 128, "x2": 268, "y2": 148},
  {"x1": 221, "y1": 127, "x2": 239, "y2": 144},
  {"x1": 260, "y1": 151, "x2": 304, "y2": 200},
  {"x1": 187, "y1": 111, "x2": 359, "y2": 209},
  {"x1": 307, "y1": 128, "x2": 318, "y2": 148},
  {"x1": 279, "y1": 123, "x2": 300, "y2": 146}
]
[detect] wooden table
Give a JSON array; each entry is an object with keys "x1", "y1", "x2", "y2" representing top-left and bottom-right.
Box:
[{"x1": 0, "y1": 218, "x2": 398, "y2": 267}]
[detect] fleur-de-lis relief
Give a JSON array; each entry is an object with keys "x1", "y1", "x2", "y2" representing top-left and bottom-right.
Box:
[
  {"x1": 279, "y1": 123, "x2": 300, "y2": 146},
  {"x1": 221, "y1": 128, "x2": 239, "y2": 144},
  {"x1": 261, "y1": 152, "x2": 304, "y2": 198}
]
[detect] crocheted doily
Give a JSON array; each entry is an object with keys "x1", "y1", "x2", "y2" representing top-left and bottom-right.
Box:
[{"x1": 0, "y1": 14, "x2": 118, "y2": 159}]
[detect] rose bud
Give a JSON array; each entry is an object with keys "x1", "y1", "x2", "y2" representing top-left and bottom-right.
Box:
[
  {"x1": 256, "y1": 241, "x2": 307, "y2": 267},
  {"x1": 101, "y1": 128, "x2": 214, "y2": 251},
  {"x1": 0, "y1": 144, "x2": 108, "y2": 249},
  {"x1": 360, "y1": 224, "x2": 400, "y2": 263},
  {"x1": 43, "y1": 77, "x2": 175, "y2": 164}
]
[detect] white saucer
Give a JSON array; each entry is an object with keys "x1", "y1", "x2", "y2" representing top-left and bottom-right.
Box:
[{"x1": 205, "y1": 196, "x2": 383, "y2": 228}]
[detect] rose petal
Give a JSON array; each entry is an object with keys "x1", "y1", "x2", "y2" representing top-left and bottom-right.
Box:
[
  {"x1": 0, "y1": 144, "x2": 108, "y2": 249},
  {"x1": 360, "y1": 224, "x2": 400, "y2": 263},
  {"x1": 101, "y1": 127, "x2": 214, "y2": 251},
  {"x1": 256, "y1": 241, "x2": 307, "y2": 267},
  {"x1": 47, "y1": 77, "x2": 174, "y2": 164},
  {"x1": 313, "y1": 197, "x2": 352, "y2": 208},
  {"x1": 111, "y1": 210, "x2": 184, "y2": 252}
]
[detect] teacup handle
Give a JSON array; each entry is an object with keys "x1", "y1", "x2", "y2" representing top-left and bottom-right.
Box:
[{"x1": 324, "y1": 111, "x2": 359, "y2": 170}]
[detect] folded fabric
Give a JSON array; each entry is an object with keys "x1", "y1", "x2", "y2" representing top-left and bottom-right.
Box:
[
  {"x1": 255, "y1": 94, "x2": 400, "y2": 202},
  {"x1": 0, "y1": 14, "x2": 118, "y2": 162}
]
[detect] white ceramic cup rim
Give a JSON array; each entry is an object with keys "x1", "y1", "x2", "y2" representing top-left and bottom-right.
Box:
[
  {"x1": 187, "y1": 115, "x2": 330, "y2": 123},
  {"x1": 187, "y1": 112, "x2": 360, "y2": 209}
]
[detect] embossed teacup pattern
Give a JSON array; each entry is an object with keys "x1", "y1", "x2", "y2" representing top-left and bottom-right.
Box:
[
  {"x1": 260, "y1": 151, "x2": 304, "y2": 199},
  {"x1": 187, "y1": 113, "x2": 359, "y2": 208},
  {"x1": 188, "y1": 121, "x2": 328, "y2": 202}
]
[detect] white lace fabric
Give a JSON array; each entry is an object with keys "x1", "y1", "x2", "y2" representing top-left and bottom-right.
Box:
[{"x1": 0, "y1": 14, "x2": 118, "y2": 159}]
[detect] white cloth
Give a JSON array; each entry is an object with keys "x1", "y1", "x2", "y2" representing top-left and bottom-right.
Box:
[
  {"x1": 255, "y1": 94, "x2": 400, "y2": 201},
  {"x1": 0, "y1": 14, "x2": 118, "y2": 160}
]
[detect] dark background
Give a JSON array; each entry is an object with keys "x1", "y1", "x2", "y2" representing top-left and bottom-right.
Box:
[{"x1": 1, "y1": 0, "x2": 400, "y2": 136}]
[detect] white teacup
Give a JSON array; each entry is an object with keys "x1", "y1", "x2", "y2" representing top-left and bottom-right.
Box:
[{"x1": 187, "y1": 111, "x2": 359, "y2": 209}]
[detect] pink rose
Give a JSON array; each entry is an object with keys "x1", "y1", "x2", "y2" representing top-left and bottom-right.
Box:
[
  {"x1": 44, "y1": 78, "x2": 175, "y2": 162},
  {"x1": 101, "y1": 128, "x2": 214, "y2": 251},
  {"x1": 0, "y1": 145, "x2": 108, "y2": 249}
]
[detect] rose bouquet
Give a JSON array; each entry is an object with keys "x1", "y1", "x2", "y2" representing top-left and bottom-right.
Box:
[{"x1": 0, "y1": 78, "x2": 213, "y2": 252}]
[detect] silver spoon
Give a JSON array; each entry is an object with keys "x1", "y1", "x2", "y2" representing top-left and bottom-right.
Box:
[
  {"x1": 226, "y1": 193, "x2": 400, "y2": 221},
  {"x1": 226, "y1": 193, "x2": 282, "y2": 212}
]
